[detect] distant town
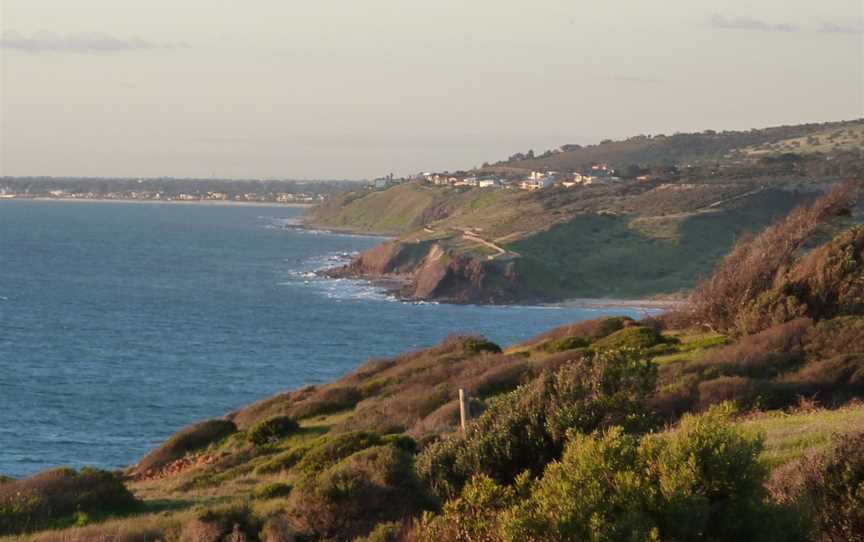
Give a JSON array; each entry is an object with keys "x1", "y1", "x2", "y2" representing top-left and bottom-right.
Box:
[{"x1": 0, "y1": 177, "x2": 361, "y2": 204}]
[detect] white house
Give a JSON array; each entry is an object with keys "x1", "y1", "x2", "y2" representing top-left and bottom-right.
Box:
[{"x1": 520, "y1": 178, "x2": 553, "y2": 191}]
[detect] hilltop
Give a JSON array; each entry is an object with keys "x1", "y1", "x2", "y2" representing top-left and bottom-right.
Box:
[
  {"x1": 308, "y1": 120, "x2": 864, "y2": 303},
  {"x1": 3, "y1": 189, "x2": 864, "y2": 541}
]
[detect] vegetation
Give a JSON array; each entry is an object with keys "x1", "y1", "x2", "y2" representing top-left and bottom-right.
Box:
[
  {"x1": 687, "y1": 181, "x2": 861, "y2": 334},
  {"x1": 132, "y1": 419, "x2": 237, "y2": 476},
  {"x1": 7, "y1": 122, "x2": 864, "y2": 541},
  {"x1": 247, "y1": 416, "x2": 300, "y2": 447},
  {"x1": 0, "y1": 467, "x2": 137, "y2": 536}
]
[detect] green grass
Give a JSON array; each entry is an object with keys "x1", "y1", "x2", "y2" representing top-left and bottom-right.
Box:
[
  {"x1": 507, "y1": 189, "x2": 808, "y2": 299},
  {"x1": 739, "y1": 405, "x2": 864, "y2": 467}
]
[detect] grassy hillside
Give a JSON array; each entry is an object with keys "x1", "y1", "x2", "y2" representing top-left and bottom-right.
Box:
[
  {"x1": 490, "y1": 118, "x2": 864, "y2": 172},
  {"x1": 5, "y1": 309, "x2": 864, "y2": 541},
  {"x1": 308, "y1": 119, "x2": 864, "y2": 303},
  {"x1": 508, "y1": 188, "x2": 807, "y2": 297},
  {"x1": 743, "y1": 122, "x2": 864, "y2": 157}
]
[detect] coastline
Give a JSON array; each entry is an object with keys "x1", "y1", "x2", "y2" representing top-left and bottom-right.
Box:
[
  {"x1": 549, "y1": 297, "x2": 686, "y2": 310},
  {"x1": 3, "y1": 197, "x2": 314, "y2": 208}
]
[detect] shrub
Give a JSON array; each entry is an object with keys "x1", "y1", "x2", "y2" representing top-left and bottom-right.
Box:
[
  {"x1": 255, "y1": 482, "x2": 292, "y2": 500},
  {"x1": 381, "y1": 434, "x2": 417, "y2": 453},
  {"x1": 297, "y1": 431, "x2": 382, "y2": 473},
  {"x1": 510, "y1": 407, "x2": 798, "y2": 541},
  {"x1": 0, "y1": 467, "x2": 138, "y2": 535},
  {"x1": 688, "y1": 182, "x2": 860, "y2": 334},
  {"x1": 355, "y1": 520, "x2": 410, "y2": 542},
  {"x1": 698, "y1": 376, "x2": 758, "y2": 409},
  {"x1": 181, "y1": 503, "x2": 260, "y2": 542},
  {"x1": 799, "y1": 431, "x2": 864, "y2": 542},
  {"x1": 805, "y1": 316, "x2": 864, "y2": 360},
  {"x1": 134, "y1": 419, "x2": 237, "y2": 475},
  {"x1": 592, "y1": 326, "x2": 669, "y2": 350},
  {"x1": 693, "y1": 318, "x2": 811, "y2": 378},
  {"x1": 541, "y1": 336, "x2": 589, "y2": 353},
  {"x1": 416, "y1": 474, "x2": 527, "y2": 542},
  {"x1": 260, "y1": 514, "x2": 297, "y2": 542},
  {"x1": 247, "y1": 416, "x2": 300, "y2": 447},
  {"x1": 255, "y1": 443, "x2": 314, "y2": 474},
  {"x1": 501, "y1": 428, "x2": 655, "y2": 542},
  {"x1": 416, "y1": 349, "x2": 657, "y2": 499},
  {"x1": 781, "y1": 354, "x2": 864, "y2": 402},
  {"x1": 522, "y1": 316, "x2": 634, "y2": 346},
  {"x1": 458, "y1": 335, "x2": 503, "y2": 355},
  {"x1": 288, "y1": 445, "x2": 431, "y2": 541},
  {"x1": 290, "y1": 386, "x2": 363, "y2": 419}
]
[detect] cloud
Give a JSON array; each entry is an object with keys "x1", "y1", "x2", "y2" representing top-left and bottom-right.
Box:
[
  {"x1": 707, "y1": 14, "x2": 798, "y2": 32},
  {"x1": 0, "y1": 31, "x2": 188, "y2": 53},
  {"x1": 819, "y1": 22, "x2": 864, "y2": 35}
]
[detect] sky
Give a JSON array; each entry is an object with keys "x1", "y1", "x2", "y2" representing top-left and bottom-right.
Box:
[{"x1": 0, "y1": 0, "x2": 862, "y2": 179}]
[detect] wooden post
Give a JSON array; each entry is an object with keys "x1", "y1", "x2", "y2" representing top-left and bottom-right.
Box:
[{"x1": 459, "y1": 388, "x2": 470, "y2": 431}]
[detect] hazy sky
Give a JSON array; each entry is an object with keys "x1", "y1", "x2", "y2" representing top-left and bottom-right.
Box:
[{"x1": 1, "y1": 0, "x2": 862, "y2": 179}]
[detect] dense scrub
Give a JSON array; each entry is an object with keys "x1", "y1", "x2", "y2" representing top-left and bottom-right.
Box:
[
  {"x1": 416, "y1": 348, "x2": 657, "y2": 498},
  {"x1": 687, "y1": 181, "x2": 861, "y2": 334},
  {"x1": 0, "y1": 468, "x2": 137, "y2": 536},
  {"x1": 416, "y1": 407, "x2": 803, "y2": 542}
]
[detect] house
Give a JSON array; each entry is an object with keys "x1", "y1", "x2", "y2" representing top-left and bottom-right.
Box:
[
  {"x1": 520, "y1": 178, "x2": 553, "y2": 191},
  {"x1": 478, "y1": 179, "x2": 501, "y2": 188}
]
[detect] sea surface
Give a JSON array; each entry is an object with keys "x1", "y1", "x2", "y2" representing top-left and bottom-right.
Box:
[{"x1": 0, "y1": 200, "x2": 654, "y2": 477}]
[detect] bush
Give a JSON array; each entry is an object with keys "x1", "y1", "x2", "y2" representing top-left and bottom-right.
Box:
[
  {"x1": 421, "y1": 407, "x2": 801, "y2": 542},
  {"x1": 416, "y1": 474, "x2": 527, "y2": 542},
  {"x1": 694, "y1": 318, "x2": 811, "y2": 378},
  {"x1": 180, "y1": 503, "x2": 260, "y2": 542},
  {"x1": 502, "y1": 427, "x2": 655, "y2": 542},
  {"x1": 354, "y1": 520, "x2": 410, "y2": 542},
  {"x1": 255, "y1": 482, "x2": 292, "y2": 500},
  {"x1": 134, "y1": 419, "x2": 237, "y2": 475},
  {"x1": 297, "y1": 431, "x2": 382, "y2": 473},
  {"x1": 541, "y1": 336, "x2": 589, "y2": 353},
  {"x1": 290, "y1": 386, "x2": 363, "y2": 419},
  {"x1": 288, "y1": 445, "x2": 431, "y2": 541},
  {"x1": 523, "y1": 316, "x2": 634, "y2": 346},
  {"x1": 698, "y1": 376, "x2": 758, "y2": 409},
  {"x1": 459, "y1": 335, "x2": 503, "y2": 356},
  {"x1": 592, "y1": 326, "x2": 669, "y2": 350},
  {"x1": 688, "y1": 182, "x2": 860, "y2": 334},
  {"x1": 416, "y1": 349, "x2": 657, "y2": 499},
  {"x1": 781, "y1": 354, "x2": 864, "y2": 402},
  {"x1": 255, "y1": 443, "x2": 314, "y2": 475},
  {"x1": 805, "y1": 316, "x2": 864, "y2": 360},
  {"x1": 639, "y1": 406, "x2": 779, "y2": 541},
  {"x1": 799, "y1": 431, "x2": 864, "y2": 542},
  {"x1": 260, "y1": 514, "x2": 297, "y2": 542},
  {"x1": 247, "y1": 416, "x2": 300, "y2": 447},
  {"x1": 0, "y1": 467, "x2": 138, "y2": 535}
]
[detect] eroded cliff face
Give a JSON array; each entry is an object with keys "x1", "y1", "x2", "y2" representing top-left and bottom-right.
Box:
[{"x1": 325, "y1": 240, "x2": 536, "y2": 304}]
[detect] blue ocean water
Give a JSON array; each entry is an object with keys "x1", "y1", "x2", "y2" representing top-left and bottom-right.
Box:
[{"x1": 0, "y1": 200, "x2": 652, "y2": 477}]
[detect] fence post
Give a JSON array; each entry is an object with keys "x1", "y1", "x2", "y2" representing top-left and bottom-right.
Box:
[{"x1": 459, "y1": 388, "x2": 470, "y2": 431}]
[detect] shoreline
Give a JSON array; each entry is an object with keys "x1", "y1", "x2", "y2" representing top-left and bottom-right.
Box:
[
  {"x1": 549, "y1": 297, "x2": 687, "y2": 310},
  {"x1": 3, "y1": 197, "x2": 314, "y2": 208}
]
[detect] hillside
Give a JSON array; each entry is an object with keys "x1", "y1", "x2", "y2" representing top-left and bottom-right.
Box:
[
  {"x1": 310, "y1": 144, "x2": 863, "y2": 303},
  {"x1": 3, "y1": 208, "x2": 864, "y2": 541},
  {"x1": 487, "y1": 118, "x2": 864, "y2": 173}
]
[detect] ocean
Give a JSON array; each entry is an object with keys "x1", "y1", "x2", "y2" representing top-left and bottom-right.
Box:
[{"x1": 0, "y1": 200, "x2": 652, "y2": 477}]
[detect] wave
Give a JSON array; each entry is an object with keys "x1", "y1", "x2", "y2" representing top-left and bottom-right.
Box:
[{"x1": 258, "y1": 216, "x2": 384, "y2": 240}]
